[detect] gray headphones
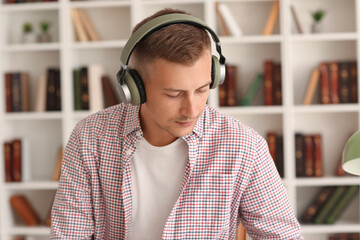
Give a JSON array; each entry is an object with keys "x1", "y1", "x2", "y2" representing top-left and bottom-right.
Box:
[{"x1": 116, "y1": 13, "x2": 226, "y2": 105}]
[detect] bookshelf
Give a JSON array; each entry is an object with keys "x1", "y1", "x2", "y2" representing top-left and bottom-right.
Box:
[{"x1": 0, "y1": 0, "x2": 359, "y2": 239}]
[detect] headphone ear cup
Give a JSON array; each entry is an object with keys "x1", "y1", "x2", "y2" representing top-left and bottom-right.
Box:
[
  {"x1": 210, "y1": 55, "x2": 220, "y2": 89},
  {"x1": 128, "y1": 69, "x2": 146, "y2": 105}
]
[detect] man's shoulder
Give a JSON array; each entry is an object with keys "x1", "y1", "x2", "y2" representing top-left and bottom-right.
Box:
[
  {"x1": 203, "y1": 105, "x2": 261, "y2": 140},
  {"x1": 75, "y1": 103, "x2": 139, "y2": 133}
]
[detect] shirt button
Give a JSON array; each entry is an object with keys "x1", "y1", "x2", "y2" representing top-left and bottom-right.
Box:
[
  {"x1": 125, "y1": 149, "x2": 132, "y2": 155},
  {"x1": 135, "y1": 131, "x2": 142, "y2": 137}
]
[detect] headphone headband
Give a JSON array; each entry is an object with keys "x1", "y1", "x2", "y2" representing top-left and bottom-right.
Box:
[{"x1": 120, "y1": 13, "x2": 226, "y2": 68}]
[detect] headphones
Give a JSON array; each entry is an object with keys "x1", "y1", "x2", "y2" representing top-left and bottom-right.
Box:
[{"x1": 116, "y1": 13, "x2": 226, "y2": 105}]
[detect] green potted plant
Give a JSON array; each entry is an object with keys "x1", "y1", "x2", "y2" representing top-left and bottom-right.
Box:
[
  {"x1": 38, "y1": 21, "x2": 52, "y2": 43},
  {"x1": 311, "y1": 9, "x2": 326, "y2": 33},
  {"x1": 22, "y1": 22, "x2": 36, "y2": 43}
]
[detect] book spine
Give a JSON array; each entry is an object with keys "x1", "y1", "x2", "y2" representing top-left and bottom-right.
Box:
[
  {"x1": 304, "y1": 135, "x2": 314, "y2": 177},
  {"x1": 226, "y1": 64, "x2": 237, "y2": 106},
  {"x1": 313, "y1": 134, "x2": 323, "y2": 177},
  {"x1": 241, "y1": 73, "x2": 263, "y2": 106},
  {"x1": 326, "y1": 185, "x2": 359, "y2": 224},
  {"x1": 73, "y1": 69, "x2": 82, "y2": 110},
  {"x1": 338, "y1": 62, "x2": 351, "y2": 103},
  {"x1": 263, "y1": 1, "x2": 280, "y2": 35},
  {"x1": 5, "y1": 72, "x2": 13, "y2": 112},
  {"x1": 11, "y1": 72, "x2": 22, "y2": 112},
  {"x1": 313, "y1": 186, "x2": 346, "y2": 224},
  {"x1": 350, "y1": 61, "x2": 358, "y2": 103},
  {"x1": 319, "y1": 62, "x2": 330, "y2": 104},
  {"x1": 101, "y1": 76, "x2": 119, "y2": 108},
  {"x1": 264, "y1": 60, "x2": 273, "y2": 105},
  {"x1": 10, "y1": 195, "x2": 41, "y2": 226},
  {"x1": 4, "y1": 142, "x2": 13, "y2": 182},
  {"x1": 300, "y1": 186, "x2": 334, "y2": 223},
  {"x1": 303, "y1": 68, "x2": 320, "y2": 105},
  {"x1": 272, "y1": 63, "x2": 282, "y2": 105},
  {"x1": 12, "y1": 139, "x2": 22, "y2": 182},
  {"x1": 329, "y1": 62, "x2": 340, "y2": 104},
  {"x1": 80, "y1": 67, "x2": 89, "y2": 110},
  {"x1": 295, "y1": 133, "x2": 305, "y2": 177}
]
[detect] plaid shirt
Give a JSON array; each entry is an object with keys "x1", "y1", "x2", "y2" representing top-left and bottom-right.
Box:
[{"x1": 50, "y1": 103, "x2": 303, "y2": 239}]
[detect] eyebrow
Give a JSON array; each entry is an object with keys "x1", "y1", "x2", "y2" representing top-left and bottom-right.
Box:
[{"x1": 163, "y1": 81, "x2": 212, "y2": 92}]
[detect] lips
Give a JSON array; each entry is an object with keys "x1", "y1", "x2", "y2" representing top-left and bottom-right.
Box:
[{"x1": 175, "y1": 120, "x2": 195, "y2": 127}]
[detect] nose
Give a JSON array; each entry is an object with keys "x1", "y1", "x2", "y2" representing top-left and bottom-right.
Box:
[{"x1": 180, "y1": 94, "x2": 197, "y2": 119}]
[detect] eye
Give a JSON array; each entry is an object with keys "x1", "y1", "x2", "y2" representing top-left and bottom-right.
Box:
[{"x1": 166, "y1": 92, "x2": 181, "y2": 98}]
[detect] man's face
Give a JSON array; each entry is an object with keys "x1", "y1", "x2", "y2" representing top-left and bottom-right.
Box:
[{"x1": 140, "y1": 50, "x2": 212, "y2": 146}]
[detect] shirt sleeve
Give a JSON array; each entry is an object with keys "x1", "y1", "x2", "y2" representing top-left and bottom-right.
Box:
[
  {"x1": 50, "y1": 123, "x2": 95, "y2": 239},
  {"x1": 239, "y1": 134, "x2": 304, "y2": 240}
]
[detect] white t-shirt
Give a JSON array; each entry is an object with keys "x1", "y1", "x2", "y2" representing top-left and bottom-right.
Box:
[{"x1": 128, "y1": 137, "x2": 188, "y2": 240}]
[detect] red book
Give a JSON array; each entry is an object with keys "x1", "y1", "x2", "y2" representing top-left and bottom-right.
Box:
[
  {"x1": 4, "y1": 142, "x2": 13, "y2": 182},
  {"x1": 272, "y1": 63, "x2": 282, "y2": 105},
  {"x1": 264, "y1": 60, "x2": 273, "y2": 105},
  {"x1": 329, "y1": 62, "x2": 339, "y2": 104},
  {"x1": 312, "y1": 134, "x2": 323, "y2": 177},
  {"x1": 350, "y1": 61, "x2": 358, "y2": 103},
  {"x1": 12, "y1": 139, "x2": 22, "y2": 182},
  {"x1": 5, "y1": 72, "x2": 12, "y2": 112},
  {"x1": 225, "y1": 64, "x2": 237, "y2": 106},
  {"x1": 10, "y1": 195, "x2": 40, "y2": 226},
  {"x1": 319, "y1": 62, "x2": 330, "y2": 104},
  {"x1": 304, "y1": 135, "x2": 314, "y2": 177}
]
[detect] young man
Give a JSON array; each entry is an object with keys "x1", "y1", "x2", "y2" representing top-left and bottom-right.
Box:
[{"x1": 51, "y1": 8, "x2": 303, "y2": 239}]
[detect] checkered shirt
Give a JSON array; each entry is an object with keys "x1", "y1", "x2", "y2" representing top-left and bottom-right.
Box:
[{"x1": 50, "y1": 103, "x2": 303, "y2": 239}]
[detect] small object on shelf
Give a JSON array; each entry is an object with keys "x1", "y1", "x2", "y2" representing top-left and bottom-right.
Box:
[
  {"x1": 342, "y1": 130, "x2": 360, "y2": 175},
  {"x1": 38, "y1": 21, "x2": 52, "y2": 43},
  {"x1": 311, "y1": 9, "x2": 326, "y2": 33},
  {"x1": 22, "y1": 22, "x2": 36, "y2": 44}
]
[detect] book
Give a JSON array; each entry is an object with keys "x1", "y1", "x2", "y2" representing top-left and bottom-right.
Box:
[
  {"x1": 71, "y1": 8, "x2": 88, "y2": 42},
  {"x1": 313, "y1": 186, "x2": 347, "y2": 224},
  {"x1": 300, "y1": 186, "x2": 334, "y2": 224},
  {"x1": 4, "y1": 142, "x2": 13, "y2": 182},
  {"x1": 295, "y1": 133, "x2": 305, "y2": 177},
  {"x1": 290, "y1": 5, "x2": 303, "y2": 34},
  {"x1": 101, "y1": 75, "x2": 120, "y2": 108},
  {"x1": 267, "y1": 131, "x2": 277, "y2": 162},
  {"x1": 215, "y1": 3, "x2": 242, "y2": 36},
  {"x1": 10, "y1": 195, "x2": 41, "y2": 226},
  {"x1": 272, "y1": 62, "x2": 282, "y2": 105},
  {"x1": 275, "y1": 134, "x2": 284, "y2": 178},
  {"x1": 77, "y1": 8, "x2": 101, "y2": 41},
  {"x1": 225, "y1": 64, "x2": 238, "y2": 106},
  {"x1": 263, "y1": 1, "x2": 280, "y2": 35},
  {"x1": 73, "y1": 69, "x2": 82, "y2": 110},
  {"x1": 303, "y1": 67, "x2": 320, "y2": 105},
  {"x1": 88, "y1": 64, "x2": 105, "y2": 111},
  {"x1": 349, "y1": 61, "x2": 358, "y2": 103},
  {"x1": 312, "y1": 134, "x2": 323, "y2": 177},
  {"x1": 264, "y1": 60, "x2": 273, "y2": 105},
  {"x1": 329, "y1": 62, "x2": 340, "y2": 104},
  {"x1": 241, "y1": 73, "x2": 263, "y2": 106},
  {"x1": 304, "y1": 135, "x2": 314, "y2": 177},
  {"x1": 319, "y1": 62, "x2": 330, "y2": 104},
  {"x1": 46, "y1": 68, "x2": 60, "y2": 111},
  {"x1": 12, "y1": 139, "x2": 22, "y2": 182},
  {"x1": 5, "y1": 72, "x2": 12, "y2": 112},
  {"x1": 11, "y1": 72, "x2": 22, "y2": 112},
  {"x1": 35, "y1": 74, "x2": 47, "y2": 112},
  {"x1": 338, "y1": 62, "x2": 351, "y2": 103},
  {"x1": 80, "y1": 67, "x2": 89, "y2": 110},
  {"x1": 326, "y1": 185, "x2": 359, "y2": 224},
  {"x1": 21, "y1": 72, "x2": 30, "y2": 111}
]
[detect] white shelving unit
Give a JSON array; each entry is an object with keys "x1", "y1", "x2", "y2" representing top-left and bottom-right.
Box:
[{"x1": 0, "y1": 0, "x2": 359, "y2": 239}]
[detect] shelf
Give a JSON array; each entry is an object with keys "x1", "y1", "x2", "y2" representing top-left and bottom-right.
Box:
[
  {"x1": 0, "y1": 1, "x2": 59, "y2": 12},
  {"x1": 220, "y1": 34, "x2": 282, "y2": 44},
  {"x1": 291, "y1": 32, "x2": 358, "y2": 42},
  {"x1": 219, "y1": 105, "x2": 283, "y2": 115},
  {"x1": 293, "y1": 104, "x2": 360, "y2": 114},
  {"x1": 4, "y1": 181, "x2": 59, "y2": 190},
  {"x1": 1, "y1": 42, "x2": 60, "y2": 52},
  {"x1": 7, "y1": 226, "x2": 50, "y2": 235},
  {"x1": 301, "y1": 224, "x2": 360, "y2": 234},
  {"x1": 3, "y1": 112, "x2": 63, "y2": 121},
  {"x1": 69, "y1": 0, "x2": 131, "y2": 8},
  {"x1": 296, "y1": 177, "x2": 360, "y2": 187},
  {"x1": 71, "y1": 39, "x2": 127, "y2": 49}
]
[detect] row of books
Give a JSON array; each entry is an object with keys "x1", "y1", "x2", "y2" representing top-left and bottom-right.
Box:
[
  {"x1": 73, "y1": 64, "x2": 120, "y2": 111},
  {"x1": 4, "y1": 68, "x2": 61, "y2": 112},
  {"x1": 303, "y1": 61, "x2": 358, "y2": 105},
  {"x1": 5, "y1": 72, "x2": 30, "y2": 112},
  {"x1": 219, "y1": 60, "x2": 282, "y2": 107},
  {"x1": 10, "y1": 194, "x2": 52, "y2": 227},
  {"x1": 300, "y1": 185, "x2": 359, "y2": 224},
  {"x1": 3, "y1": 138, "x2": 62, "y2": 182},
  {"x1": 328, "y1": 233, "x2": 360, "y2": 240},
  {"x1": 295, "y1": 133, "x2": 323, "y2": 178},
  {"x1": 71, "y1": 8, "x2": 101, "y2": 42},
  {"x1": 266, "y1": 131, "x2": 284, "y2": 178},
  {"x1": 216, "y1": 1, "x2": 279, "y2": 36}
]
